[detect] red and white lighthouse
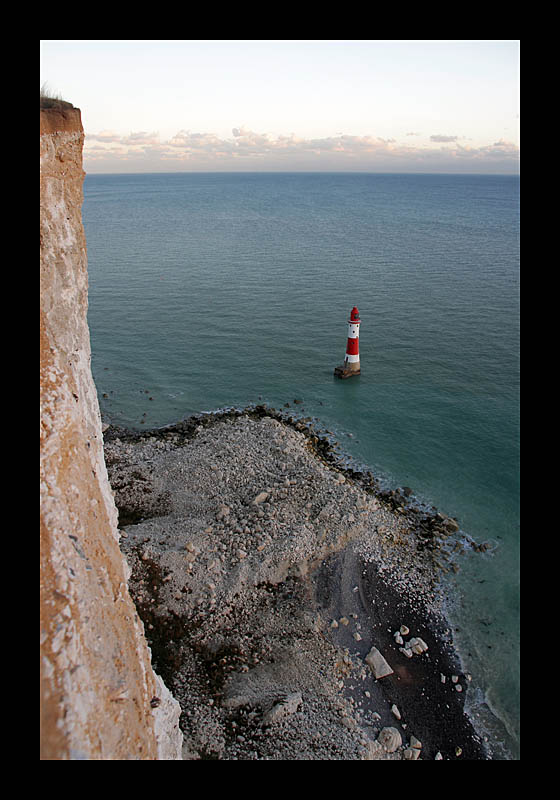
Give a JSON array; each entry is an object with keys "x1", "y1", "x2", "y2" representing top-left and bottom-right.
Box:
[{"x1": 334, "y1": 306, "x2": 361, "y2": 378}]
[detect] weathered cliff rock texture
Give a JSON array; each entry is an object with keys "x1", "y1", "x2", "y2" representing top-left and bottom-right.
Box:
[{"x1": 40, "y1": 106, "x2": 183, "y2": 760}]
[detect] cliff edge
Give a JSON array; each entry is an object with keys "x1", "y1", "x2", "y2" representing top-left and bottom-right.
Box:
[{"x1": 40, "y1": 106, "x2": 183, "y2": 760}]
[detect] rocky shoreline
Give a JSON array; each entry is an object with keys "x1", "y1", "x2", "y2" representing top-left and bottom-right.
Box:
[{"x1": 103, "y1": 404, "x2": 490, "y2": 760}]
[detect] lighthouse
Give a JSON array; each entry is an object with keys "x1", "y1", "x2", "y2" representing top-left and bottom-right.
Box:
[{"x1": 334, "y1": 306, "x2": 361, "y2": 378}]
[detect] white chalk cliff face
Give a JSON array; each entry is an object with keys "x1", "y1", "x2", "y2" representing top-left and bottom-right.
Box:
[{"x1": 40, "y1": 106, "x2": 183, "y2": 760}]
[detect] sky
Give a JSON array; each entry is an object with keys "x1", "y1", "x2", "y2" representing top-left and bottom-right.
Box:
[{"x1": 40, "y1": 40, "x2": 520, "y2": 174}]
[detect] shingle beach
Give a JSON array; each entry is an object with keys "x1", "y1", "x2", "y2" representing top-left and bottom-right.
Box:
[{"x1": 103, "y1": 405, "x2": 489, "y2": 760}]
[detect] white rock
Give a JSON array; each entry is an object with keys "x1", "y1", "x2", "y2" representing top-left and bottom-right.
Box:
[
  {"x1": 406, "y1": 637, "x2": 428, "y2": 654},
  {"x1": 365, "y1": 646, "x2": 394, "y2": 679},
  {"x1": 263, "y1": 692, "x2": 303, "y2": 725},
  {"x1": 399, "y1": 625, "x2": 410, "y2": 636},
  {"x1": 404, "y1": 747, "x2": 421, "y2": 760},
  {"x1": 394, "y1": 632, "x2": 404, "y2": 645},
  {"x1": 152, "y1": 673, "x2": 184, "y2": 760},
  {"x1": 391, "y1": 704, "x2": 401, "y2": 720},
  {"x1": 252, "y1": 491, "x2": 269, "y2": 505},
  {"x1": 377, "y1": 726, "x2": 402, "y2": 753}
]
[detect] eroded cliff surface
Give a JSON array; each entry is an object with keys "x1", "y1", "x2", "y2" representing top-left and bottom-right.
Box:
[{"x1": 40, "y1": 106, "x2": 182, "y2": 760}]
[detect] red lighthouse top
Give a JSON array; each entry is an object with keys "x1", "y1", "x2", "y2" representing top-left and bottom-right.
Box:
[{"x1": 349, "y1": 306, "x2": 360, "y2": 322}]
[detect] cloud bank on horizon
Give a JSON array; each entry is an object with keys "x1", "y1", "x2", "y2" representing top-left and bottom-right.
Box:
[
  {"x1": 41, "y1": 40, "x2": 519, "y2": 174},
  {"x1": 83, "y1": 124, "x2": 519, "y2": 174}
]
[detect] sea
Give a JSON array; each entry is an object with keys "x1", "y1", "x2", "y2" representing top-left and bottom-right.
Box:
[{"x1": 82, "y1": 171, "x2": 520, "y2": 759}]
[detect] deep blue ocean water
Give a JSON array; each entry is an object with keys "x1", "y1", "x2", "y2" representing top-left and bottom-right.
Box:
[{"x1": 82, "y1": 171, "x2": 520, "y2": 758}]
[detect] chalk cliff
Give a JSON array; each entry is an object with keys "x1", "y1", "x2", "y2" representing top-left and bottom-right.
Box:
[{"x1": 40, "y1": 105, "x2": 183, "y2": 760}]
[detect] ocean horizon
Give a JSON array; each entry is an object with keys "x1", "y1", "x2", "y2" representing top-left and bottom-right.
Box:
[{"x1": 85, "y1": 169, "x2": 520, "y2": 177}]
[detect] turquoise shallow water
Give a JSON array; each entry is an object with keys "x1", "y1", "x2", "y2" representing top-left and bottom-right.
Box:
[{"x1": 83, "y1": 171, "x2": 520, "y2": 758}]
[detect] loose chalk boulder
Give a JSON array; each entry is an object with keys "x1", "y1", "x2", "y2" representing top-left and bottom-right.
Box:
[
  {"x1": 365, "y1": 646, "x2": 394, "y2": 679},
  {"x1": 377, "y1": 727, "x2": 402, "y2": 753}
]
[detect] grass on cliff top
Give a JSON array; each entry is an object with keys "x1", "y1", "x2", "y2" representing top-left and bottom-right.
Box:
[{"x1": 40, "y1": 83, "x2": 74, "y2": 111}]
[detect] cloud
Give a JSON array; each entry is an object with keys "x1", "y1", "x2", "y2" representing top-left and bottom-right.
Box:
[
  {"x1": 86, "y1": 130, "x2": 123, "y2": 143},
  {"x1": 83, "y1": 127, "x2": 519, "y2": 173},
  {"x1": 122, "y1": 131, "x2": 161, "y2": 146},
  {"x1": 430, "y1": 134, "x2": 459, "y2": 143}
]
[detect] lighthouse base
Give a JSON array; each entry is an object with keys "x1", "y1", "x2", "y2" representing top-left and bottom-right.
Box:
[{"x1": 334, "y1": 365, "x2": 361, "y2": 379}]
